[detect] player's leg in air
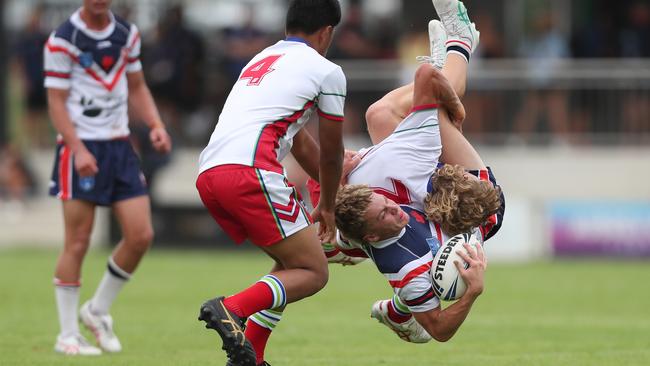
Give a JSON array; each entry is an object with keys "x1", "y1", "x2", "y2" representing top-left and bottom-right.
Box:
[{"x1": 366, "y1": 0, "x2": 484, "y2": 170}]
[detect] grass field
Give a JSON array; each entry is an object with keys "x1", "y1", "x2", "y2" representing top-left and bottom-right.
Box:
[{"x1": 1, "y1": 248, "x2": 649, "y2": 366}]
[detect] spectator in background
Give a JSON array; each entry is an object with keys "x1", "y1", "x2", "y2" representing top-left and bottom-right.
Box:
[
  {"x1": 143, "y1": 4, "x2": 205, "y2": 144},
  {"x1": 619, "y1": 1, "x2": 650, "y2": 138},
  {"x1": 0, "y1": 145, "x2": 36, "y2": 204},
  {"x1": 462, "y1": 12, "x2": 506, "y2": 137},
  {"x1": 220, "y1": 3, "x2": 269, "y2": 84},
  {"x1": 11, "y1": 5, "x2": 50, "y2": 148},
  {"x1": 328, "y1": 0, "x2": 380, "y2": 59},
  {"x1": 619, "y1": 1, "x2": 650, "y2": 57},
  {"x1": 571, "y1": 4, "x2": 619, "y2": 58},
  {"x1": 512, "y1": 11, "x2": 571, "y2": 145}
]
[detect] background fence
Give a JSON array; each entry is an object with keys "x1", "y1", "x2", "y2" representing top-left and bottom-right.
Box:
[{"x1": 1, "y1": 0, "x2": 649, "y2": 259}]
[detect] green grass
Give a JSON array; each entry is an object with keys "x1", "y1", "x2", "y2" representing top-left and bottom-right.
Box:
[{"x1": 1, "y1": 248, "x2": 649, "y2": 366}]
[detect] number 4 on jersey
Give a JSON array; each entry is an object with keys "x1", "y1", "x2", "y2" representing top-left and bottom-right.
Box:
[{"x1": 240, "y1": 55, "x2": 283, "y2": 86}]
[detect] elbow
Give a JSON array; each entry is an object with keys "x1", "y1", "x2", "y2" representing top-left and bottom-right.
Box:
[
  {"x1": 425, "y1": 326, "x2": 456, "y2": 343},
  {"x1": 365, "y1": 100, "x2": 395, "y2": 134},
  {"x1": 431, "y1": 333, "x2": 453, "y2": 343}
]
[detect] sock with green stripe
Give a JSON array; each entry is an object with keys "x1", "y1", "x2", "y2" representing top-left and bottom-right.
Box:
[
  {"x1": 246, "y1": 308, "x2": 283, "y2": 364},
  {"x1": 387, "y1": 294, "x2": 412, "y2": 323},
  {"x1": 223, "y1": 274, "x2": 287, "y2": 318}
]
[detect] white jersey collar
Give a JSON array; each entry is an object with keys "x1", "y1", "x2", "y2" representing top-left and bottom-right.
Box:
[
  {"x1": 336, "y1": 227, "x2": 406, "y2": 250},
  {"x1": 71, "y1": 8, "x2": 116, "y2": 40},
  {"x1": 369, "y1": 227, "x2": 407, "y2": 249}
]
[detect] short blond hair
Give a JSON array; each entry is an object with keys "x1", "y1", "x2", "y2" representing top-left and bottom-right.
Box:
[
  {"x1": 335, "y1": 184, "x2": 373, "y2": 244},
  {"x1": 424, "y1": 164, "x2": 502, "y2": 236}
]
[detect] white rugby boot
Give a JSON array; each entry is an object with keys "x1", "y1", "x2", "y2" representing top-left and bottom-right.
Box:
[
  {"x1": 417, "y1": 19, "x2": 447, "y2": 69},
  {"x1": 370, "y1": 300, "x2": 432, "y2": 344},
  {"x1": 432, "y1": 0, "x2": 480, "y2": 55},
  {"x1": 323, "y1": 242, "x2": 367, "y2": 266},
  {"x1": 54, "y1": 333, "x2": 102, "y2": 355},
  {"x1": 79, "y1": 301, "x2": 122, "y2": 353}
]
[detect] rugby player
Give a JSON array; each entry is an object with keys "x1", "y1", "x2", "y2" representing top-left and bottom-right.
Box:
[
  {"x1": 195, "y1": 1, "x2": 345, "y2": 365},
  {"x1": 45, "y1": 0, "x2": 171, "y2": 355}
]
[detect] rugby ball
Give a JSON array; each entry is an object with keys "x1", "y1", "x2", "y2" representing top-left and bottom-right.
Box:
[{"x1": 431, "y1": 231, "x2": 482, "y2": 301}]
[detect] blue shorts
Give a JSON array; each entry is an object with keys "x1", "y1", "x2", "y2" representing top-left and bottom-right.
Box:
[{"x1": 49, "y1": 139, "x2": 148, "y2": 206}]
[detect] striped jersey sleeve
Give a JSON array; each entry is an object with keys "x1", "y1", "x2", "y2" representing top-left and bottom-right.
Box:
[
  {"x1": 317, "y1": 66, "x2": 346, "y2": 122},
  {"x1": 43, "y1": 33, "x2": 73, "y2": 89},
  {"x1": 125, "y1": 24, "x2": 142, "y2": 73}
]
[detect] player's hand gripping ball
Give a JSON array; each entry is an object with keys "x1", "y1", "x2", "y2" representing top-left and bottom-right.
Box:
[{"x1": 431, "y1": 231, "x2": 482, "y2": 301}]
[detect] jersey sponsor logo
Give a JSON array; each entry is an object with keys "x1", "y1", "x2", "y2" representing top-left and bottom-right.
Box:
[
  {"x1": 97, "y1": 40, "x2": 112, "y2": 49},
  {"x1": 426, "y1": 237, "x2": 440, "y2": 256},
  {"x1": 79, "y1": 52, "x2": 93, "y2": 68},
  {"x1": 79, "y1": 176, "x2": 95, "y2": 192},
  {"x1": 80, "y1": 96, "x2": 102, "y2": 118}
]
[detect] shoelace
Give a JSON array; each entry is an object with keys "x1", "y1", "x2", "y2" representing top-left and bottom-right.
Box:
[
  {"x1": 76, "y1": 335, "x2": 93, "y2": 347},
  {"x1": 415, "y1": 46, "x2": 444, "y2": 69}
]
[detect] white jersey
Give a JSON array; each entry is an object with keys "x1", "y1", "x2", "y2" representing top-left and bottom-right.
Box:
[
  {"x1": 44, "y1": 9, "x2": 142, "y2": 140},
  {"x1": 198, "y1": 39, "x2": 346, "y2": 175},
  {"x1": 347, "y1": 105, "x2": 442, "y2": 211}
]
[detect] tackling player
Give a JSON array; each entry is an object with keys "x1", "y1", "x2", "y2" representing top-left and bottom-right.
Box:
[
  {"x1": 195, "y1": 1, "x2": 345, "y2": 365},
  {"x1": 45, "y1": 0, "x2": 172, "y2": 356}
]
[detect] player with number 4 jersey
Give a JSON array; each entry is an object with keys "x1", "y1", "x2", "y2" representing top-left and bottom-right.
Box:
[{"x1": 196, "y1": 2, "x2": 345, "y2": 366}]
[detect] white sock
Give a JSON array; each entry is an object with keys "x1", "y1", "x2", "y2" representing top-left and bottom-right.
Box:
[
  {"x1": 89, "y1": 256, "x2": 131, "y2": 315},
  {"x1": 54, "y1": 279, "x2": 81, "y2": 338}
]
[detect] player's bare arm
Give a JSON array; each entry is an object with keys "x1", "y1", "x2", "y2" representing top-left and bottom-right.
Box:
[
  {"x1": 412, "y1": 242, "x2": 486, "y2": 342},
  {"x1": 47, "y1": 88, "x2": 98, "y2": 177},
  {"x1": 126, "y1": 71, "x2": 171, "y2": 154},
  {"x1": 314, "y1": 115, "x2": 344, "y2": 243},
  {"x1": 291, "y1": 128, "x2": 320, "y2": 181}
]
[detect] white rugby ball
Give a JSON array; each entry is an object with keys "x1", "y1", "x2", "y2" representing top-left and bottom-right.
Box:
[{"x1": 431, "y1": 231, "x2": 482, "y2": 301}]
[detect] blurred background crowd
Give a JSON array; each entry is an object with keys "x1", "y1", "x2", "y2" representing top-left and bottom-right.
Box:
[{"x1": 0, "y1": 0, "x2": 649, "y2": 255}]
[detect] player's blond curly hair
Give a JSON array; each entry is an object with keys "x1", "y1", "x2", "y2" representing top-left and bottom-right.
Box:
[
  {"x1": 424, "y1": 164, "x2": 502, "y2": 236},
  {"x1": 335, "y1": 184, "x2": 374, "y2": 244}
]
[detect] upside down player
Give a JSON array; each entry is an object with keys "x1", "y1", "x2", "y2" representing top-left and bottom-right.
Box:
[
  {"x1": 313, "y1": 0, "x2": 505, "y2": 343},
  {"x1": 195, "y1": 1, "x2": 345, "y2": 365}
]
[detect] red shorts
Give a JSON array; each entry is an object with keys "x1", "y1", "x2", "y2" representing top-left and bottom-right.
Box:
[{"x1": 196, "y1": 165, "x2": 313, "y2": 246}]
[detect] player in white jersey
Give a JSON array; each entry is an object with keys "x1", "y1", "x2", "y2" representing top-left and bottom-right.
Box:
[
  {"x1": 195, "y1": 1, "x2": 345, "y2": 365},
  {"x1": 329, "y1": 0, "x2": 504, "y2": 343},
  {"x1": 45, "y1": 0, "x2": 171, "y2": 356}
]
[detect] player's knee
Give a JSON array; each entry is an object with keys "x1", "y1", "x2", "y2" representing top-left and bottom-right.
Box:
[
  {"x1": 125, "y1": 226, "x2": 154, "y2": 251},
  {"x1": 366, "y1": 100, "x2": 394, "y2": 133},
  {"x1": 414, "y1": 63, "x2": 439, "y2": 84},
  {"x1": 65, "y1": 238, "x2": 91, "y2": 258},
  {"x1": 311, "y1": 263, "x2": 329, "y2": 293}
]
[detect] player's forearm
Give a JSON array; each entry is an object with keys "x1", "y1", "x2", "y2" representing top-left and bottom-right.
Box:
[
  {"x1": 129, "y1": 84, "x2": 164, "y2": 129},
  {"x1": 415, "y1": 292, "x2": 480, "y2": 342},
  {"x1": 47, "y1": 90, "x2": 85, "y2": 153},
  {"x1": 317, "y1": 143, "x2": 343, "y2": 211},
  {"x1": 291, "y1": 130, "x2": 320, "y2": 181},
  {"x1": 318, "y1": 156, "x2": 343, "y2": 210}
]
